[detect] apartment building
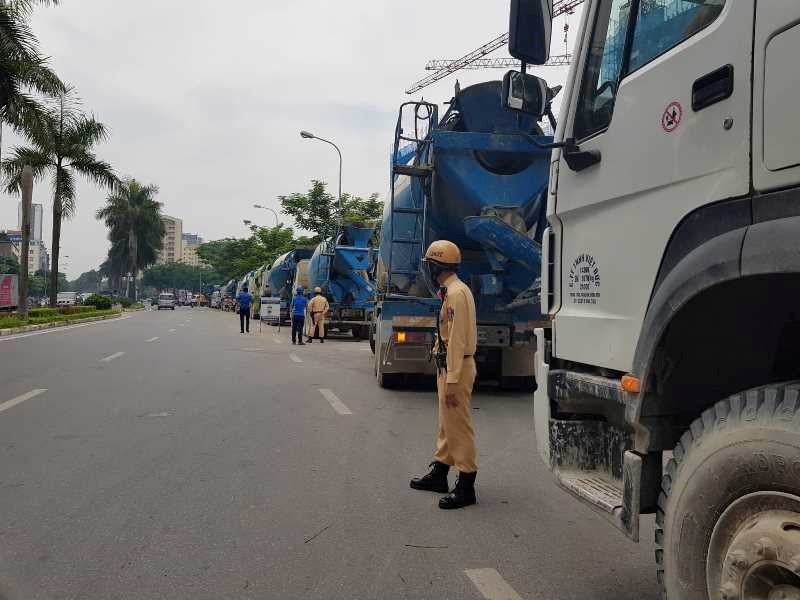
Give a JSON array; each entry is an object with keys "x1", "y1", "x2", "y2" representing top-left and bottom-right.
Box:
[{"x1": 156, "y1": 215, "x2": 183, "y2": 264}]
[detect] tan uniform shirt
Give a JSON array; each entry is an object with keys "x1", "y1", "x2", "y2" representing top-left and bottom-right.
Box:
[
  {"x1": 437, "y1": 273, "x2": 477, "y2": 384},
  {"x1": 307, "y1": 295, "x2": 329, "y2": 317}
]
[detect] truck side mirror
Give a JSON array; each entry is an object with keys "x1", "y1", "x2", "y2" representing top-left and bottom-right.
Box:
[
  {"x1": 502, "y1": 70, "x2": 548, "y2": 118},
  {"x1": 509, "y1": 0, "x2": 552, "y2": 65}
]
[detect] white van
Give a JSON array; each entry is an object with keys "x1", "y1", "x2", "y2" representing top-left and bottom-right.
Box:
[
  {"x1": 157, "y1": 293, "x2": 176, "y2": 310},
  {"x1": 56, "y1": 292, "x2": 77, "y2": 307}
]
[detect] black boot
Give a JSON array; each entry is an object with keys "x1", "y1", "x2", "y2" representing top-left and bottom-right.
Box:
[
  {"x1": 410, "y1": 461, "x2": 450, "y2": 493},
  {"x1": 306, "y1": 337, "x2": 313, "y2": 343},
  {"x1": 439, "y1": 471, "x2": 477, "y2": 509}
]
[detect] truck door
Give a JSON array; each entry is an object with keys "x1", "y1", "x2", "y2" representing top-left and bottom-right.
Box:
[{"x1": 551, "y1": 0, "x2": 751, "y2": 371}]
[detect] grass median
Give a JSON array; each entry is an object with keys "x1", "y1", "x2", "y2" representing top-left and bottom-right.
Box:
[{"x1": 0, "y1": 308, "x2": 121, "y2": 330}]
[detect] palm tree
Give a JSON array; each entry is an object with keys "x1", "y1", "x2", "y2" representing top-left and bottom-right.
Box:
[
  {"x1": 2, "y1": 88, "x2": 117, "y2": 306},
  {"x1": 0, "y1": 0, "x2": 64, "y2": 164},
  {"x1": 97, "y1": 179, "x2": 166, "y2": 299}
]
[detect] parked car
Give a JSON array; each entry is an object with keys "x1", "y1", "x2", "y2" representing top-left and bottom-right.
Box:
[{"x1": 157, "y1": 292, "x2": 176, "y2": 310}]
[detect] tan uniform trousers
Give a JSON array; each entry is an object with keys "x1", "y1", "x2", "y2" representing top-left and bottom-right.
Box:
[
  {"x1": 433, "y1": 356, "x2": 477, "y2": 473},
  {"x1": 310, "y1": 312, "x2": 326, "y2": 337}
]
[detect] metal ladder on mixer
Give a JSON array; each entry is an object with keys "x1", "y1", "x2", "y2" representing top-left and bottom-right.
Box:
[{"x1": 386, "y1": 101, "x2": 438, "y2": 296}]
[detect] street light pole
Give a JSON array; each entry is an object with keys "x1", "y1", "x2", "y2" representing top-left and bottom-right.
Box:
[
  {"x1": 300, "y1": 130, "x2": 343, "y2": 228},
  {"x1": 252, "y1": 204, "x2": 279, "y2": 228}
]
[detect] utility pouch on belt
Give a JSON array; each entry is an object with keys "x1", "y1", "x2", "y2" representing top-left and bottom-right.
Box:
[{"x1": 430, "y1": 287, "x2": 448, "y2": 375}]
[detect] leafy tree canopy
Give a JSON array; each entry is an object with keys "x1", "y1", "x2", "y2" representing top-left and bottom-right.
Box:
[
  {"x1": 68, "y1": 269, "x2": 101, "y2": 293},
  {"x1": 0, "y1": 254, "x2": 19, "y2": 274},
  {"x1": 141, "y1": 262, "x2": 222, "y2": 293},
  {"x1": 197, "y1": 224, "x2": 297, "y2": 283},
  {"x1": 279, "y1": 180, "x2": 382, "y2": 243}
]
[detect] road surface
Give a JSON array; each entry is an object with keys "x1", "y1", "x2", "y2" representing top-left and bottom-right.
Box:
[{"x1": 0, "y1": 308, "x2": 660, "y2": 599}]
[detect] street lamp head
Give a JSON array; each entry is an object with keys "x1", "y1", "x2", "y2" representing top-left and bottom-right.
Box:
[
  {"x1": 243, "y1": 220, "x2": 252, "y2": 226},
  {"x1": 300, "y1": 130, "x2": 315, "y2": 139},
  {"x1": 253, "y1": 204, "x2": 263, "y2": 209}
]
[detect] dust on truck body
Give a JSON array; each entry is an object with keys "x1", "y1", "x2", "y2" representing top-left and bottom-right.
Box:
[
  {"x1": 510, "y1": 0, "x2": 800, "y2": 597},
  {"x1": 373, "y1": 80, "x2": 551, "y2": 388},
  {"x1": 308, "y1": 225, "x2": 376, "y2": 339}
]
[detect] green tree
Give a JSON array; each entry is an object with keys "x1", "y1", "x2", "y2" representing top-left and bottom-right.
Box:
[
  {"x1": 279, "y1": 180, "x2": 383, "y2": 243},
  {"x1": 141, "y1": 262, "x2": 220, "y2": 293},
  {"x1": 96, "y1": 179, "x2": 165, "y2": 298},
  {"x1": 69, "y1": 268, "x2": 101, "y2": 293},
  {"x1": 2, "y1": 88, "x2": 117, "y2": 306},
  {"x1": 0, "y1": 0, "x2": 64, "y2": 158},
  {"x1": 196, "y1": 224, "x2": 297, "y2": 282},
  {"x1": 0, "y1": 254, "x2": 19, "y2": 274}
]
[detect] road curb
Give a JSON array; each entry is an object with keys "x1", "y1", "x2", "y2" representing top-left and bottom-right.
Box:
[{"x1": 0, "y1": 312, "x2": 123, "y2": 337}]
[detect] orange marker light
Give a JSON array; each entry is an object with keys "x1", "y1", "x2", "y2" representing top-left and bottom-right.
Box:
[
  {"x1": 395, "y1": 331, "x2": 407, "y2": 343},
  {"x1": 621, "y1": 375, "x2": 641, "y2": 394}
]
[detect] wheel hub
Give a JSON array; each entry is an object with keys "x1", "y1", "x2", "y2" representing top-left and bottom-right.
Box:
[{"x1": 708, "y1": 492, "x2": 800, "y2": 600}]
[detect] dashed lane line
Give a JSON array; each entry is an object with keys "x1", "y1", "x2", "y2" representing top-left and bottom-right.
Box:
[
  {"x1": 318, "y1": 388, "x2": 352, "y2": 415},
  {"x1": 464, "y1": 569, "x2": 524, "y2": 600},
  {"x1": 168, "y1": 329, "x2": 176, "y2": 333},
  {"x1": 146, "y1": 336, "x2": 159, "y2": 343},
  {"x1": 289, "y1": 353, "x2": 303, "y2": 363},
  {"x1": 99, "y1": 351, "x2": 125, "y2": 363},
  {"x1": 0, "y1": 315, "x2": 132, "y2": 342},
  {"x1": 0, "y1": 389, "x2": 47, "y2": 415}
]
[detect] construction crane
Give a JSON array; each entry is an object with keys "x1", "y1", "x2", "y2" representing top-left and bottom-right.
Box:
[
  {"x1": 405, "y1": 0, "x2": 584, "y2": 94},
  {"x1": 424, "y1": 54, "x2": 572, "y2": 71}
]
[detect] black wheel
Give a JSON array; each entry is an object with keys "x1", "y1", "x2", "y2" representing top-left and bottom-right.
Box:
[
  {"x1": 377, "y1": 370, "x2": 402, "y2": 389},
  {"x1": 657, "y1": 382, "x2": 800, "y2": 600},
  {"x1": 369, "y1": 324, "x2": 376, "y2": 354}
]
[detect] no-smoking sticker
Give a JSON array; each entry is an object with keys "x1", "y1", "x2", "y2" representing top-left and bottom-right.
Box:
[{"x1": 661, "y1": 101, "x2": 683, "y2": 133}]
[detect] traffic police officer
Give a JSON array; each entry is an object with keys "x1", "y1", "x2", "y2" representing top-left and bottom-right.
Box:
[
  {"x1": 410, "y1": 240, "x2": 478, "y2": 509},
  {"x1": 306, "y1": 287, "x2": 329, "y2": 343}
]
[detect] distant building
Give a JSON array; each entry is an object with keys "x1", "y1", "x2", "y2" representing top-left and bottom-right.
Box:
[
  {"x1": 0, "y1": 231, "x2": 19, "y2": 261},
  {"x1": 156, "y1": 215, "x2": 183, "y2": 264},
  {"x1": 28, "y1": 241, "x2": 50, "y2": 273},
  {"x1": 180, "y1": 233, "x2": 206, "y2": 267},
  {"x1": 2, "y1": 229, "x2": 50, "y2": 273},
  {"x1": 17, "y1": 202, "x2": 44, "y2": 241}
]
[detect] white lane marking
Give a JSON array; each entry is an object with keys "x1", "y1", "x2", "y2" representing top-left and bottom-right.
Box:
[
  {"x1": 289, "y1": 353, "x2": 303, "y2": 363},
  {"x1": 179, "y1": 323, "x2": 185, "y2": 327},
  {"x1": 318, "y1": 388, "x2": 352, "y2": 415},
  {"x1": 168, "y1": 328, "x2": 176, "y2": 333},
  {"x1": 99, "y1": 351, "x2": 125, "y2": 363},
  {"x1": 0, "y1": 389, "x2": 47, "y2": 414},
  {"x1": 272, "y1": 337, "x2": 283, "y2": 344},
  {"x1": 146, "y1": 336, "x2": 159, "y2": 343},
  {"x1": 0, "y1": 315, "x2": 132, "y2": 342},
  {"x1": 464, "y1": 569, "x2": 524, "y2": 600}
]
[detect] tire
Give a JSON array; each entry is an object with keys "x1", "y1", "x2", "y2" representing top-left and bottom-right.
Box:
[
  {"x1": 369, "y1": 324, "x2": 376, "y2": 354},
  {"x1": 657, "y1": 382, "x2": 800, "y2": 599},
  {"x1": 377, "y1": 370, "x2": 401, "y2": 389}
]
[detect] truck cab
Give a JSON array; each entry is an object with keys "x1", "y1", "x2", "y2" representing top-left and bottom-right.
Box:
[{"x1": 511, "y1": 0, "x2": 800, "y2": 597}]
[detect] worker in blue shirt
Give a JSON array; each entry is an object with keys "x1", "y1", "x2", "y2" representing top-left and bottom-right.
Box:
[
  {"x1": 237, "y1": 285, "x2": 252, "y2": 334},
  {"x1": 290, "y1": 287, "x2": 309, "y2": 345}
]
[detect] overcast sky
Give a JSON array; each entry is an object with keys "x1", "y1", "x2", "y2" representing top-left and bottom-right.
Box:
[{"x1": 0, "y1": 1, "x2": 579, "y2": 278}]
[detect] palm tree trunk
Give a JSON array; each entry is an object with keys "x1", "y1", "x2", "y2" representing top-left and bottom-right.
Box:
[
  {"x1": 128, "y1": 226, "x2": 137, "y2": 299},
  {"x1": 49, "y1": 199, "x2": 61, "y2": 307}
]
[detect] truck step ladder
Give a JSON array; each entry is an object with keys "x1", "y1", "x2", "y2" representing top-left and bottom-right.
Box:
[{"x1": 387, "y1": 101, "x2": 438, "y2": 295}]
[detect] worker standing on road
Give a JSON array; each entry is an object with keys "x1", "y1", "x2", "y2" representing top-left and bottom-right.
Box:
[
  {"x1": 290, "y1": 287, "x2": 308, "y2": 345},
  {"x1": 306, "y1": 287, "x2": 329, "y2": 344},
  {"x1": 237, "y1": 285, "x2": 252, "y2": 334},
  {"x1": 410, "y1": 240, "x2": 478, "y2": 509}
]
